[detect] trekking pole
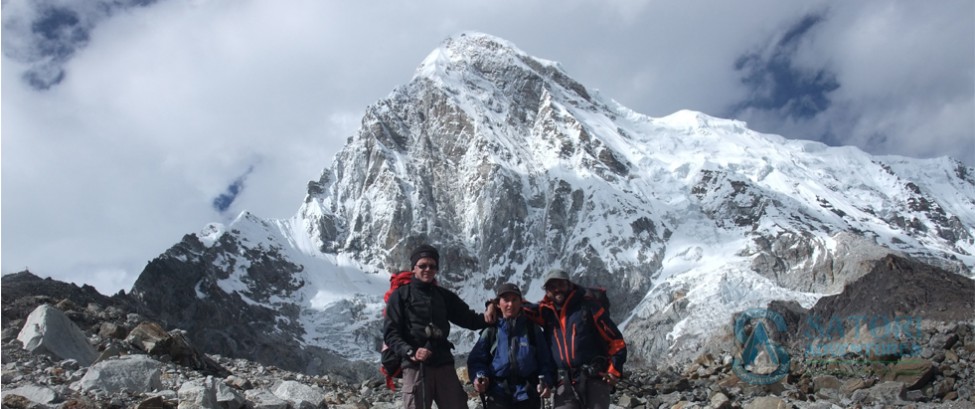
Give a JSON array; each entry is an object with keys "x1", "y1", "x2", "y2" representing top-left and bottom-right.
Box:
[
  {"x1": 537, "y1": 375, "x2": 549, "y2": 409},
  {"x1": 418, "y1": 361, "x2": 427, "y2": 409},
  {"x1": 476, "y1": 375, "x2": 488, "y2": 409},
  {"x1": 416, "y1": 342, "x2": 431, "y2": 409},
  {"x1": 419, "y1": 325, "x2": 440, "y2": 409}
]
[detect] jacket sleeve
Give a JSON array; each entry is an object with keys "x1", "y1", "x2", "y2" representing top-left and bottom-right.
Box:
[
  {"x1": 444, "y1": 289, "x2": 489, "y2": 331},
  {"x1": 383, "y1": 289, "x2": 413, "y2": 358},
  {"x1": 521, "y1": 301, "x2": 543, "y2": 325},
  {"x1": 532, "y1": 324, "x2": 556, "y2": 387},
  {"x1": 466, "y1": 328, "x2": 492, "y2": 382},
  {"x1": 591, "y1": 303, "x2": 627, "y2": 377}
]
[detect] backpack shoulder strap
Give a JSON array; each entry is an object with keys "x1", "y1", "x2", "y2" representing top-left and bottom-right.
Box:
[
  {"x1": 525, "y1": 318, "x2": 538, "y2": 346},
  {"x1": 482, "y1": 325, "x2": 499, "y2": 357},
  {"x1": 484, "y1": 317, "x2": 540, "y2": 358}
]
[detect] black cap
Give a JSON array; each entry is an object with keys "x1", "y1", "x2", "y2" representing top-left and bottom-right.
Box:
[
  {"x1": 496, "y1": 283, "x2": 523, "y2": 298},
  {"x1": 410, "y1": 244, "x2": 439, "y2": 267}
]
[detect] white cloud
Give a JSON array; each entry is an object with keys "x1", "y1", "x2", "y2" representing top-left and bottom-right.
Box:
[
  {"x1": 2, "y1": 0, "x2": 972, "y2": 294},
  {"x1": 791, "y1": 1, "x2": 974, "y2": 161}
]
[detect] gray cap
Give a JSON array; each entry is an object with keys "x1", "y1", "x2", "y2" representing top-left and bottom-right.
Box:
[
  {"x1": 496, "y1": 283, "x2": 523, "y2": 298},
  {"x1": 543, "y1": 269, "x2": 570, "y2": 286}
]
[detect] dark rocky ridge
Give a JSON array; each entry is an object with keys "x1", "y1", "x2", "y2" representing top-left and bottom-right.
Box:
[
  {"x1": 806, "y1": 254, "x2": 975, "y2": 324},
  {"x1": 762, "y1": 254, "x2": 975, "y2": 353},
  {"x1": 1, "y1": 271, "x2": 134, "y2": 335}
]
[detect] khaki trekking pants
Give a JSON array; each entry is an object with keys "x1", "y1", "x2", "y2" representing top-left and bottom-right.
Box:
[
  {"x1": 401, "y1": 364, "x2": 469, "y2": 409},
  {"x1": 552, "y1": 377, "x2": 611, "y2": 409}
]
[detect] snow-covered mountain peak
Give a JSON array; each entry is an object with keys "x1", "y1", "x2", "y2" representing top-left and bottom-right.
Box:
[
  {"x1": 131, "y1": 34, "x2": 975, "y2": 372},
  {"x1": 656, "y1": 109, "x2": 749, "y2": 132},
  {"x1": 414, "y1": 32, "x2": 560, "y2": 81},
  {"x1": 410, "y1": 31, "x2": 595, "y2": 128},
  {"x1": 300, "y1": 32, "x2": 972, "y2": 362}
]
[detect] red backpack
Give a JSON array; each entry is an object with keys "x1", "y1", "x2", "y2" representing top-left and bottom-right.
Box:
[{"x1": 383, "y1": 271, "x2": 416, "y2": 312}]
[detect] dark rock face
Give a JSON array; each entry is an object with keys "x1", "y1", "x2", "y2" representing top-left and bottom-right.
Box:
[
  {"x1": 751, "y1": 254, "x2": 975, "y2": 364},
  {"x1": 127, "y1": 232, "x2": 354, "y2": 376},
  {"x1": 799, "y1": 254, "x2": 975, "y2": 342}
]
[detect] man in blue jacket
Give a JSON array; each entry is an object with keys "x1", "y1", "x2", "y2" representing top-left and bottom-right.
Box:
[{"x1": 468, "y1": 283, "x2": 555, "y2": 409}]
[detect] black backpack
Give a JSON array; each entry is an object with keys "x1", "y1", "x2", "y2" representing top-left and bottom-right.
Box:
[{"x1": 580, "y1": 287, "x2": 611, "y2": 319}]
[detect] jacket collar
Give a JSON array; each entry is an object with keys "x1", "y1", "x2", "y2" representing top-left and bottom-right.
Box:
[
  {"x1": 411, "y1": 278, "x2": 437, "y2": 291},
  {"x1": 538, "y1": 284, "x2": 580, "y2": 310}
]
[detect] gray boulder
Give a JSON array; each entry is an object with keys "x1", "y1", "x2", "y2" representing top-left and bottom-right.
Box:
[
  {"x1": 177, "y1": 376, "x2": 245, "y2": 409},
  {"x1": 850, "y1": 381, "x2": 906, "y2": 405},
  {"x1": 126, "y1": 321, "x2": 227, "y2": 375},
  {"x1": 73, "y1": 354, "x2": 163, "y2": 393},
  {"x1": 17, "y1": 304, "x2": 97, "y2": 366},
  {"x1": 177, "y1": 377, "x2": 219, "y2": 409},
  {"x1": 272, "y1": 380, "x2": 328, "y2": 409},
  {"x1": 0, "y1": 384, "x2": 59, "y2": 405},
  {"x1": 244, "y1": 389, "x2": 289, "y2": 409}
]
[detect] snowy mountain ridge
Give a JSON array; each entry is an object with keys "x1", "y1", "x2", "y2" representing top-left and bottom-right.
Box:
[{"x1": 129, "y1": 32, "x2": 974, "y2": 372}]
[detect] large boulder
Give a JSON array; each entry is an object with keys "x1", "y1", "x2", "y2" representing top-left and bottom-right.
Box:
[
  {"x1": 125, "y1": 321, "x2": 227, "y2": 375},
  {"x1": 0, "y1": 385, "x2": 59, "y2": 406},
  {"x1": 177, "y1": 375, "x2": 245, "y2": 409},
  {"x1": 16, "y1": 304, "x2": 97, "y2": 366},
  {"x1": 272, "y1": 380, "x2": 328, "y2": 409},
  {"x1": 72, "y1": 354, "x2": 163, "y2": 393}
]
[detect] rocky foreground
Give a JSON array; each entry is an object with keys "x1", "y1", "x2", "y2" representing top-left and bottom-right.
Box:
[{"x1": 3, "y1": 271, "x2": 975, "y2": 408}]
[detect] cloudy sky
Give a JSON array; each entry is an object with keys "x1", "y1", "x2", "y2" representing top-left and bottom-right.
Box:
[{"x1": 2, "y1": 0, "x2": 973, "y2": 295}]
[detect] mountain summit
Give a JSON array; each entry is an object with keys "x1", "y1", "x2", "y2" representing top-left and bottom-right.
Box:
[{"x1": 129, "y1": 32, "x2": 974, "y2": 373}]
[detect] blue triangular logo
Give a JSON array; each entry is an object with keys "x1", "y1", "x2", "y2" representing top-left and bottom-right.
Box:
[{"x1": 741, "y1": 321, "x2": 782, "y2": 369}]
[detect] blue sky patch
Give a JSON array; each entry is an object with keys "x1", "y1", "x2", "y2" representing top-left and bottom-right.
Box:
[
  {"x1": 212, "y1": 166, "x2": 255, "y2": 214},
  {"x1": 731, "y1": 13, "x2": 840, "y2": 120}
]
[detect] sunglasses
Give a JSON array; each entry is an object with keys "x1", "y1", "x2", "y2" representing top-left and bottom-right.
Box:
[{"x1": 416, "y1": 263, "x2": 439, "y2": 270}]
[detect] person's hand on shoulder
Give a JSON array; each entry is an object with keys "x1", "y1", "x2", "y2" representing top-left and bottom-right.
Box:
[{"x1": 483, "y1": 300, "x2": 499, "y2": 324}]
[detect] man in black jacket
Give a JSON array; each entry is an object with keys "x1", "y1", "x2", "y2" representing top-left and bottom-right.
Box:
[{"x1": 384, "y1": 244, "x2": 492, "y2": 409}]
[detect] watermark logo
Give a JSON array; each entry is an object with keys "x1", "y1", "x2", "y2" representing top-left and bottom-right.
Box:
[
  {"x1": 732, "y1": 308, "x2": 791, "y2": 385},
  {"x1": 803, "y1": 314, "x2": 922, "y2": 358},
  {"x1": 801, "y1": 313, "x2": 924, "y2": 377}
]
